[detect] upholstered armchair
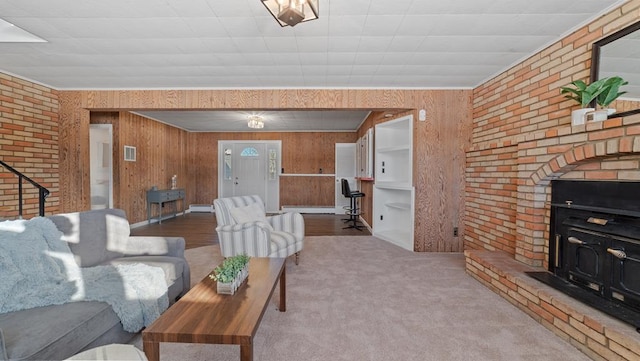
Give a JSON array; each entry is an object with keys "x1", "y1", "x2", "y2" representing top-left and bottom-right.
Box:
[{"x1": 213, "y1": 195, "x2": 305, "y2": 264}]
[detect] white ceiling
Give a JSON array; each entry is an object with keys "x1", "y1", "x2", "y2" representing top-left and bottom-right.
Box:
[
  {"x1": 0, "y1": 0, "x2": 625, "y2": 131},
  {"x1": 134, "y1": 110, "x2": 372, "y2": 132}
]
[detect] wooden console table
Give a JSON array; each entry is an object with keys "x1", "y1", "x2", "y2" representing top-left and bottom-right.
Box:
[
  {"x1": 146, "y1": 188, "x2": 185, "y2": 224},
  {"x1": 143, "y1": 257, "x2": 286, "y2": 361}
]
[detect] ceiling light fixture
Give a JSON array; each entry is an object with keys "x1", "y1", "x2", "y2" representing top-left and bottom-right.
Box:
[
  {"x1": 261, "y1": 0, "x2": 319, "y2": 27},
  {"x1": 247, "y1": 115, "x2": 265, "y2": 129}
]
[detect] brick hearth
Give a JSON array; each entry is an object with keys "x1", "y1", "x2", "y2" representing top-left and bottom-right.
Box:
[{"x1": 465, "y1": 250, "x2": 640, "y2": 361}]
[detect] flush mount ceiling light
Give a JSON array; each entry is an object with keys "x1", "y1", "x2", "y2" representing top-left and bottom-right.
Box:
[
  {"x1": 261, "y1": 0, "x2": 319, "y2": 27},
  {"x1": 247, "y1": 115, "x2": 265, "y2": 129}
]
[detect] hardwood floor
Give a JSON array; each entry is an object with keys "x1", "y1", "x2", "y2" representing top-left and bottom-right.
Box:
[{"x1": 131, "y1": 212, "x2": 371, "y2": 249}]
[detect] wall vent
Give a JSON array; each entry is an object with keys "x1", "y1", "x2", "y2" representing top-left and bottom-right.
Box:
[{"x1": 124, "y1": 146, "x2": 136, "y2": 162}]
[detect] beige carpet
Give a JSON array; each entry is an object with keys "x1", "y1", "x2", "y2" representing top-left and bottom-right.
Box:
[{"x1": 132, "y1": 236, "x2": 591, "y2": 361}]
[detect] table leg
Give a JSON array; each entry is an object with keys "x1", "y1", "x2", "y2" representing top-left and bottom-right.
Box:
[
  {"x1": 240, "y1": 343, "x2": 253, "y2": 361},
  {"x1": 279, "y1": 263, "x2": 286, "y2": 312},
  {"x1": 143, "y1": 340, "x2": 160, "y2": 361}
]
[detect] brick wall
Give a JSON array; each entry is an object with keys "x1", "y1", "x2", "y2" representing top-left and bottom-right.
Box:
[
  {"x1": 0, "y1": 74, "x2": 59, "y2": 218},
  {"x1": 466, "y1": 1, "x2": 640, "y2": 266},
  {"x1": 466, "y1": 3, "x2": 640, "y2": 359}
]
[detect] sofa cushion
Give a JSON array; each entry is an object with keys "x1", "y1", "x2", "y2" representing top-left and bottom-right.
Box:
[
  {"x1": 102, "y1": 256, "x2": 187, "y2": 301},
  {"x1": 48, "y1": 209, "x2": 131, "y2": 267},
  {"x1": 0, "y1": 301, "x2": 122, "y2": 361}
]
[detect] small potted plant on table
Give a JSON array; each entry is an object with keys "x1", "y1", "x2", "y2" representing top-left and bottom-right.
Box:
[{"x1": 209, "y1": 254, "x2": 250, "y2": 295}]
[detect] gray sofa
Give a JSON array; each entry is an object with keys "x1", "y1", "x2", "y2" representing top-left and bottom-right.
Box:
[{"x1": 0, "y1": 208, "x2": 191, "y2": 361}]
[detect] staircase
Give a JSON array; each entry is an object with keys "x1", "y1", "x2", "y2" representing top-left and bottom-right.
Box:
[{"x1": 0, "y1": 160, "x2": 50, "y2": 219}]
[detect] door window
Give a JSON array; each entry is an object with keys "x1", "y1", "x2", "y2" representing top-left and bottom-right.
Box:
[{"x1": 240, "y1": 147, "x2": 259, "y2": 157}]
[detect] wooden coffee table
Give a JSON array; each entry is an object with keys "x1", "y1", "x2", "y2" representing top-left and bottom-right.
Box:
[{"x1": 142, "y1": 257, "x2": 286, "y2": 361}]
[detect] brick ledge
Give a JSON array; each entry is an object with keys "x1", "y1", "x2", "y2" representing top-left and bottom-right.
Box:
[{"x1": 465, "y1": 249, "x2": 640, "y2": 361}]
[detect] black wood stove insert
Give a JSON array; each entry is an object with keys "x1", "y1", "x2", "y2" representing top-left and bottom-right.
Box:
[{"x1": 528, "y1": 180, "x2": 640, "y2": 330}]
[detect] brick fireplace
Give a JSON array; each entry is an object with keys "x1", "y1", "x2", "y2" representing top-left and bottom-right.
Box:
[
  {"x1": 463, "y1": 2, "x2": 640, "y2": 359},
  {"x1": 466, "y1": 118, "x2": 640, "y2": 360}
]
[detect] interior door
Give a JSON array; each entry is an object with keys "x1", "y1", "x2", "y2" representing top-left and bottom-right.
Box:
[
  {"x1": 335, "y1": 143, "x2": 357, "y2": 214},
  {"x1": 89, "y1": 124, "x2": 113, "y2": 210}
]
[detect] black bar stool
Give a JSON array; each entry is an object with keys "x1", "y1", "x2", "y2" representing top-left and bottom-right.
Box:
[{"x1": 341, "y1": 178, "x2": 365, "y2": 230}]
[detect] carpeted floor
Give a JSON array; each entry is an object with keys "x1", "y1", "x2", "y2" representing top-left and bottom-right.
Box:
[{"x1": 132, "y1": 236, "x2": 591, "y2": 361}]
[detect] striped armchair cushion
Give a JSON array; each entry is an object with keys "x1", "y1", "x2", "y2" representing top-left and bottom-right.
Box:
[{"x1": 214, "y1": 195, "x2": 264, "y2": 226}]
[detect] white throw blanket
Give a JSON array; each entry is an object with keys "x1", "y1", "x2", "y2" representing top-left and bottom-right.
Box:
[{"x1": 0, "y1": 217, "x2": 169, "y2": 332}]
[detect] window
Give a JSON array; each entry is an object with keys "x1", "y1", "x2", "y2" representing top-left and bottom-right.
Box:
[
  {"x1": 269, "y1": 149, "x2": 277, "y2": 180},
  {"x1": 240, "y1": 147, "x2": 259, "y2": 157},
  {"x1": 223, "y1": 148, "x2": 232, "y2": 180},
  {"x1": 124, "y1": 145, "x2": 136, "y2": 162}
]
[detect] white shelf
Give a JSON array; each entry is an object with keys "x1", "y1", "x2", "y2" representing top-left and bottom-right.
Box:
[
  {"x1": 377, "y1": 145, "x2": 410, "y2": 153},
  {"x1": 280, "y1": 173, "x2": 335, "y2": 177},
  {"x1": 373, "y1": 114, "x2": 414, "y2": 252},
  {"x1": 385, "y1": 202, "x2": 411, "y2": 210},
  {"x1": 375, "y1": 182, "x2": 412, "y2": 190}
]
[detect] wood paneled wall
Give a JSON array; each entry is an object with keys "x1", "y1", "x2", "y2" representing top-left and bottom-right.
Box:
[
  {"x1": 187, "y1": 131, "x2": 357, "y2": 208},
  {"x1": 69, "y1": 122, "x2": 357, "y2": 223},
  {"x1": 414, "y1": 92, "x2": 472, "y2": 252},
  {"x1": 91, "y1": 112, "x2": 189, "y2": 223},
  {"x1": 352, "y1": 102, "x2": 473, "y2": 251},
  {"x1": 279, "y1": 176, "x2": 335, "y2": 207},
  {"x1": 58, "y1": 88, "x2": 473, "y2": 251}
]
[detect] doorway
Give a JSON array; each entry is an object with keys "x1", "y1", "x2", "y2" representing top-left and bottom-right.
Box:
[
  {"x1": 218, "y1": 141, "x2": 281, "y2": 212},
  {"x1": 334, "y1": 143, "x2": 357, "y2": 214},
  {"x1": 89, "y1": 124, "x2": 113, "y2": 210}
]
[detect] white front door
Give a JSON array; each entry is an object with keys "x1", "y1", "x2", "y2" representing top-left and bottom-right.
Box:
[
  {"x1": 233, "y1": 143, "x2": 266, "y2": 197},
  {"x1": 335, "y1": 143, "x2": 357, "y2": 214},
  {"x1": 218, "y1": 141, "x2": 281, "y2": 212}
]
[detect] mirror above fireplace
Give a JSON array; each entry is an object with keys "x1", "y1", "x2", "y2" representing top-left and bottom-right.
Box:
[{"x1": 591, "y1": 20, "x2": 640, "y2": 118}]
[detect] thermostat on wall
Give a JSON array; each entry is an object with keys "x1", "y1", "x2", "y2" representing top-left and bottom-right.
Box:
[{"x1": 419, "y1": 109, "x2": 426, "y2": 121}]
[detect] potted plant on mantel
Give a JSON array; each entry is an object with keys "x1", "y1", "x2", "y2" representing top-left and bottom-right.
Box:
[
  {"x1": 561, "y1": 76, "x2": 628, "y2": 126},
  {"x1": 595, "y1": 76, "x2": 628, "y2": 120}
]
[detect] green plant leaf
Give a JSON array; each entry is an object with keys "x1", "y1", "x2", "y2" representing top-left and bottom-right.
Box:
[
  {"x1": 597, "y1": 76, "x2": 628, "y2": 107},
  {"x1": 560, "y1": 78, "x2": 615, "y2": 108},
  {"x1": 210, "y1": 254, "x2": 250, "y2": 283}
]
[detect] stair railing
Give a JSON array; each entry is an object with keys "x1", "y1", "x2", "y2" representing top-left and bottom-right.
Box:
[{"x1": 0, "y1": 160, "x2": 50, "y2": 217}]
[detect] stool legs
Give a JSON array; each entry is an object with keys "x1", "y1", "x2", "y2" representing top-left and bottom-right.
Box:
[{"x1": 343, "y1": 196, "x2": 363, "y2": 231}]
